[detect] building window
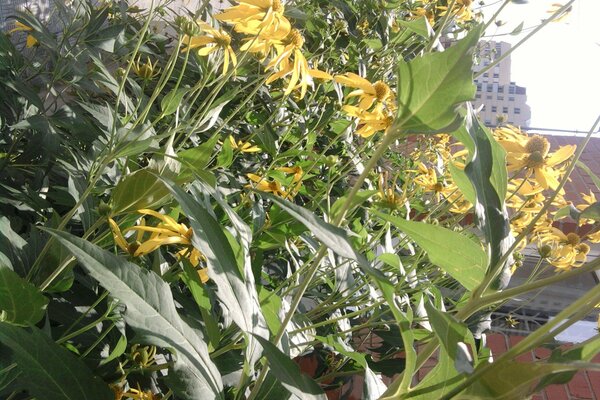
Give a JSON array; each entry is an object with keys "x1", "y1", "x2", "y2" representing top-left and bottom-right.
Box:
[
  {"x1": 477, "y1": 83, "x2": 482, "y2": 91},
  {"x1": 491, "y1": 106, "x2": 497, "y2": 112},
  {"x1": 514, "y1": 108, "x2": 521, "y2": 114},
  {"x1": 498, "y1": 87, "x2": 504, "y2": 93},
  {"x1": 503, "y1": 107, "x2": 508, "y2": 113},
  {"x1": 509, "y1": 86, "x2": 516, "y2": 94},
  {"x1": 497, "y1": 95, "x2": 504, "y2": 100},
  {"x1": 483, "y1": 72, "x2": 489, "y2": 77},
  {"x1": 485, "y1": 120, "x2": 491, "y2": 125},
  {"x1": 482, "y1": 105, "x2": 486, "y2": 111},
  {"x1": 486, "y1": 95, "x2": 492, "y2": 100},
  {"x1": 476, "y1": 94, "x2": 481, "y2": 99},
  {"x1": 486, "y1": 85, "x2": 492, "y2": 92},
  {"x1": 493, "y1": 73, "x2": 499, "y2": 78},
  {"x1": 509, "y1": 97, "x2": 515, "y2": 101}
]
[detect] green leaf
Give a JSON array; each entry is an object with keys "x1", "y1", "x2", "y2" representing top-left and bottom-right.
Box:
[
  {"x1": 259, "y1": 288, "x2": 283, "y2": 336},
  {"x1": 374, "y1": 210, "x2": 487, "y2": 291},
  {"x1": 576, "y1": 160, "x2": 600, "y2": 190},
  {"x1": 0, "y1": 266, "x2": 48, "y2": 326},
  {"x1": 0, "y1": 323, "x2": 112, "y2": 400},
  {"x1": 161, "y1": 88, "x2": 188, "y2": 116},
  {"x1": 264, "y1": 193, "x2": 384, "y2": 280},
  {"x1": 111, "y1": 169, "x2": 171, "y2": 215},
  {"x1": 553, "y1": 204, "x2": 580, "y2": 221},
  {"x1": 455, "y1": 108, "x2": 512, "y2": 290},
  {"x1": 394, "y1": 26, "x2": 482, "y2": 134},
  {"x1": 395, "y1": 17, "x2": 431, "y2": 39},
  {"x1": 330, "y1": 190, "x2": 378, "y2": 220},
  {"x1": 99, "y1": 334, "x2": 127, "y2": 366},
  {"x1": 0, "y1": 217, "x2": 27, "y2": 273},
  {"x1": 580, "y1": 201, "x2": 600, "y2": 221},
  {"x1": 424, "y1": 302, "x2": 475, "y2": 373},
  {"x1": 462, "y1": 361, "x2": 581, "y2": 399},
  {"x1": 253, "y1": 335, "x2": 327, "y2": 400},
  {"x1": 448, "y1": 162, "x2": 476, "y2": 204},
  {"x1": 45, "y1": 229, "x2": 224, "y2": 399},
  {"x1": 160, "y1": 180, "x2": 268, "y2": 366},
  {"x1": 217, "y1": 135, "x2": 234, "y2": 168},
  {"x1": 177, "y1": 134, "x2": 219, "y2": 180}
]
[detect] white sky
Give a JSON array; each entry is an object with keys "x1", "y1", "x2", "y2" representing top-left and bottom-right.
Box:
[{"x1": 480, "y1": 0, "x2": 600, "y2": 132}]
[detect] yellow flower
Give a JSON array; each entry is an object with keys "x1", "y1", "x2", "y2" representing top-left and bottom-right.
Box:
[
  {"x1": 264, "y1": 29, "x2": 332, "y2": 99},
  {"x1": 494, "y1": 126, "x2": 575, "y2": 190},
  {"x1": 246, "y1": 173, "x2": 288, "y2": 198},
  {"x1": 216, "y1": 0, "x2": 288, "y2": 37},
  {"x1": 108, "y1": 211, "x2": 207, "y2": 275},
  {"x1": 8, "y1": 21, "x2": 38, "y2": 48},
  {"x1": 132, "y1": 56, "x2": 160, "y2": 80},
  {"x1": 546, "y1": 3, "x2": 572, "y2": 23},
  {"x1": 277, "y1": 165, "x2": 303, "y2": 195},
  {"x1": 376, "y1": 171, "x2": 407, "y2": 210},
  {"x1": 334, "y1": 73, "x2": 394, "y2": 110},
  {"x1": 537, "y1": 229, "x2": 589, "y2": 270},
  {"x1": 576, "y1": 191, "x2": 598, "y2": 224},
  {"x1": 182, "y1": 24, "x2": 237, "y2": 76},
  {"x1": 122, "y1": 384, "x2": 160, "y2": 400},
  {"x1": 437, "y1": 0, "x2": 475, "y2": 23},
  {"x1": 229, "y1": 135, "x2": 261, "y2": 153},
  {"x1": 342, "y1": 103, "x2": 394, "y2": 138}
]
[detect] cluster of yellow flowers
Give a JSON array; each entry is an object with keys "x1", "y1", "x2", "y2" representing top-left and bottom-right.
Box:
[
  {"x1": 494, "y1": 126, "x2": 600, "y2": 270},
  {"x1": 335, "y1": 74, "x2": 397, "y2": 138},
  {"x1": 108, "y1": 210, "x2": 208, "y2": 282},
  {"x1": 409, "y1": 0, "x2": 477, "y2": 26},
  {"x1": 410, "y1": 134, "x2": 472, "y2": 214},
  {"x1": 181, "y1": 0, "x2": 331, "y2": 98}
]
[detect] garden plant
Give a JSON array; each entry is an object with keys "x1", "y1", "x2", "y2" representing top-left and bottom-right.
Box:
[{"x1": 0, "y1": 0, "x2": 599, "y2": 399}]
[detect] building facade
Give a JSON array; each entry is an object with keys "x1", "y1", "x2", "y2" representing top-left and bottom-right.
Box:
[{"x1": 473, "y1": 40, "x2": 532, "y2": 128}]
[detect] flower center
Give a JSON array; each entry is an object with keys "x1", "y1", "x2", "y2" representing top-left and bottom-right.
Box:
[
  {"x1": 214, "y1": 31, "x2": 231, "y2": 47},
  {"x1": 577, "y1": 243, "x2": 590, "y2": 254},
  {"x1": 271, "y1": 0, "x2": 284, "y2": 13},
  {"x1": 373, "y1": 81, "x2": 391, "y2": 102},
  {"x1": 565, "y1": 232, "x2": 581, "y2": 246},
  {"x1": 285, "y1": 29, "x2": 304, "y2": 48},
  {"x1": 525, "y1": 135, "x2": 550, "y2": 157},
  {"x1": 433, "y1": 182, "x2": 444, "y2": 192},
  {"x1": 526, "y1": 151, "x2": 545, "y2": 168}
]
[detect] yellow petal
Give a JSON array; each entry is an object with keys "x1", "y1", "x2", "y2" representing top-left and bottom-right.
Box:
[
  {"x1": 546, "y1": 145, "x2": 576, "y2": 166},
  {"x1": 108, "y1": 218, "x2": 129, "y2": 252}
]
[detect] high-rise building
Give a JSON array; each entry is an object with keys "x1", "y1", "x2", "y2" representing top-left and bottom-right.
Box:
[{"x1": 473, "y1": 41, "x2": 531, "y2": 128}]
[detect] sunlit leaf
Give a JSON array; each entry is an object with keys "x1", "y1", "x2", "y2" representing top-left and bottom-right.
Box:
[{"x1": 0, "y1": 266, "x2": 48, "y2": 326}]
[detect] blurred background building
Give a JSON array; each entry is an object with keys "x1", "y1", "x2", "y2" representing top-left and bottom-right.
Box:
[{"x1": 473, "y1": 40, "x2": 532, "y2": 128}]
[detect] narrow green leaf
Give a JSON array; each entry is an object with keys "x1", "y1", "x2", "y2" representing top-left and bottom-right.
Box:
[
  {"x1": 0, "y1": 323, "x2": 112, "y2": 400},
  {"x1": 253, "y1": 335, "x2": 327, "y2": 400},
  {"x1": 395, "y1": 17, "x2": 431, "y2": 38},
  {"x1": 99, "y1": 334, "x2": 127, "y2": 366},
  {"x1": 395, "y1": 26, "x2": 482, "y2": 134},
  {"x1": 45, "y1": 229, "x2": 224, "y2": 400},
  {"x1": 580, "y1": 201, "x2": 600, "y2": 221},
  {"x1": 160, "y1": 180, "x2": 269, "y2": 367},
  {"x1": 457, "y1": 108, "x2": 512, "y2": 290},
  {"x1": 161, "y1": 88, "x2": 188, "y2": 116},
  {"x1": 0, "y1": 266, "x2": 48, "y2": 326},
  {"x1": 448, "y1": 162, "x2": 476, "y2": 204},
  {"x1": 111, "y1": 169, "x2": 171, "y2": 215},
  {"x1": 576, "y1": 160, "x2": 600, "y2": 190},
  {"x1": 374, "y1": 210, "x2": 487, "y2": 291}
]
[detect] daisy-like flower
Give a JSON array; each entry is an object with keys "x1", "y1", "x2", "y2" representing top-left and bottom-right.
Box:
[
  {"x1": 376, "y1": 171, "x2": 407, "y2": 210},
  {"x1": 182, "y1": 24, "x2": 237, "y2": 76},
  {"x1": 8, "y1": 21, "x2": 38, "y2": 48},
  {"x1": 277, "y1": 165, "x2": 303, "y2": 195},
  {"x1": 229, "y1": 135, "x2": 261, "y2": 153},
  {"x1": 108, "y1": 211, "x2": 208, "y2": 281},
  {"x1": 437, "y1": 0, "x2": 475, "y2": 23},
  {"x1": 264, "y1": 29, "x2": 332, "y2": 99},
  {"x1": 494, "y1": 126, "x2": 575, "y2": 190},
  {"x1": 132, "y1": 56, "x2": 160, "y2": 80},
  {"x1": 342, "y1": 103, "x2": 394, "y2": 138},
  {"x1": 216, "y1": 0, "x2": 288, "y2": 37},
  {"x1": 537, "y1": 229, "x2": 590, "y2": 270},
  {"x1": 334, "y1": 73, "x2": 394, "y2": 110},
  {"x1": 246, "y1": 173, "x2": 288, "y2": 198},
  {"x1": 575, "y1": 190, "x2": 598, "y2": 225}
]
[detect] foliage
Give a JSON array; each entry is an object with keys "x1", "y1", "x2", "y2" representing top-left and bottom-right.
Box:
[{"x1": 0, "y1": 0, "x2": 597, "y2": 399}]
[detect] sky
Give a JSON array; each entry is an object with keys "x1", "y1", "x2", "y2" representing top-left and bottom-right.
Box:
[{"x1": 479, "y1": 0, "x2": 600, "y2": 133}]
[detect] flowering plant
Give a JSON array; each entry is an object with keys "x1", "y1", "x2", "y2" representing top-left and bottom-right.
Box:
[{"x1": 0, "y1": 0, "x2": 597, "y2": 399}]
